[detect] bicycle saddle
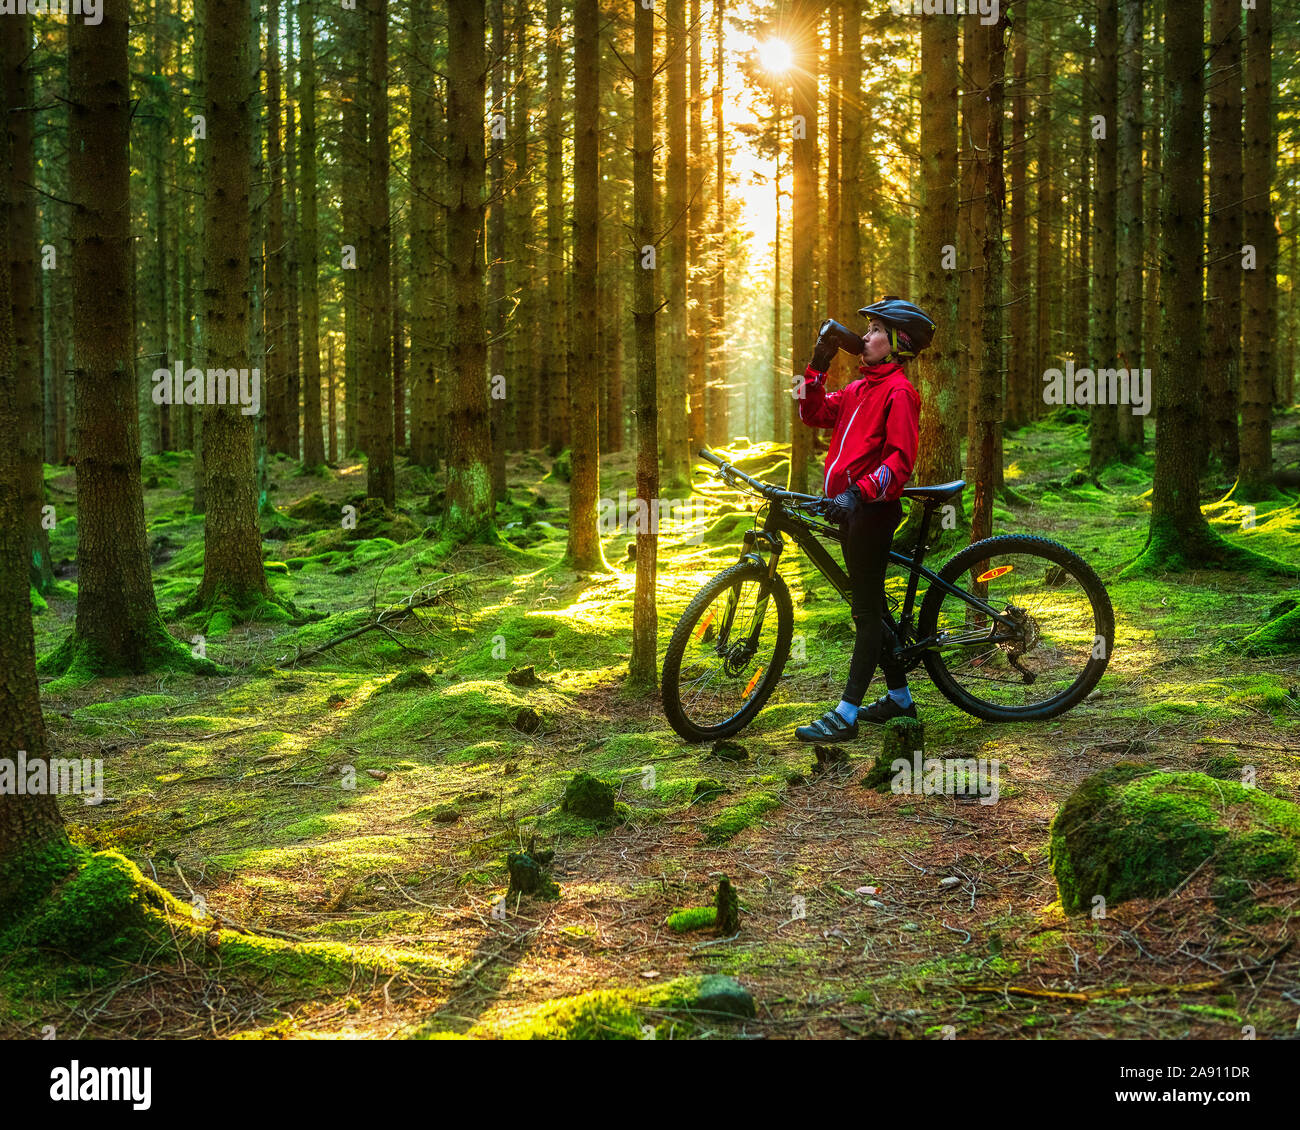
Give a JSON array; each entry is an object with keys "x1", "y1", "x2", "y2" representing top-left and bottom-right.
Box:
[{"x1": 901, "y1": 480, "x2": 965, "y2": 503}]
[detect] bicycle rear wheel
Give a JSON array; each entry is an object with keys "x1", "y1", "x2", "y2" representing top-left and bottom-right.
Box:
[
  {"x1": 662, "y1": 561, "x2": 793, "y2": 742},
  {"x1": 916, "y1": 535, "x2": 1114, "y2": 722}
]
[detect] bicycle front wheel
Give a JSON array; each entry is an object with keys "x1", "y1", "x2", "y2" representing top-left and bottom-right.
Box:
[
  {"x1": 916, "y1": 535, "x2": 1114, "y2": 722},
  {"x1": 662, "y1": 561, "x2": 793, "y2": 742}
]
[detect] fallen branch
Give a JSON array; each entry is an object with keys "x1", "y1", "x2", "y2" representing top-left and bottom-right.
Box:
[
  {"x1": 278, "y1": 580, "x2": 475, "y2": 667},
  {"x1": 965, "y1": 941, "x2": 1293, "y2": 1004}
]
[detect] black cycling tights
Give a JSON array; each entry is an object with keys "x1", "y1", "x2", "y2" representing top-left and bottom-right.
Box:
[{"x1": 839, "y1": 497, "x2": 909, "y2": 707}]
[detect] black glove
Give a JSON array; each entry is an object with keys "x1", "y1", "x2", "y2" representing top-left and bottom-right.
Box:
[
  {"x1": 824, "y1": 483, "x2": 863, "y2": 523},
  {"x1": 808, "y1": 319, "x2": 866, "y2": 373},
  {"x1": 808, "y1": 335, "x2": 837, "y2": 373}
]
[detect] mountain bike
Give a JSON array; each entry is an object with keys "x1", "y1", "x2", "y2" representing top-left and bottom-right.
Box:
[{"x1": 661, "y1": 447, "x2": 1115, "y2": 743}]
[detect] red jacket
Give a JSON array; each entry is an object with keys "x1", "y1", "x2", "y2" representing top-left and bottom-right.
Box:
[{"x1": 796, "y1": 360, "x2": 921, "y2": 502}]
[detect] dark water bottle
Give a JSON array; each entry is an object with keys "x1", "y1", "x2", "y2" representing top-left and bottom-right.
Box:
[{"x1": 817, "y1": 318, "x2": 865, "y2": 356}]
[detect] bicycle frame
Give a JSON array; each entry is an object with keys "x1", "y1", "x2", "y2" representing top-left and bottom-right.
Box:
[{"x1": 727, "y1": 496, "x2": 1024, "y2": 669}]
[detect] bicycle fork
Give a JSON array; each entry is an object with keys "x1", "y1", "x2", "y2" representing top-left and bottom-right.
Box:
[{"x1": 697, "y1": 529, "x2": 785, "y2": 687}]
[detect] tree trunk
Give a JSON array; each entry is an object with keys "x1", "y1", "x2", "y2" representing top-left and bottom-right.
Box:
[
  {"x1": 544, "y1": 0, "x2": 569, "y2": 456},
  {"x1": 444, "y1": 0, "x2": 496, "y2": 542},
  {"x1": 1034, "y1": 10, "x2": 1054, "y2": 412},
  {"x1": 57, "y1": 0, "x2": 194, "y2": 673},
  {"x1": 788, "y1": 0, "x2": 816, "y2": 493},
  {"x1": 629, "y1": 0, "x2": 659, "y2": 689},
  {"x1": 409, "y1": 0, "x2": 439, "y2": 469},
  {"x1": 1089, "y1": 0, "x2": 1119, "y2": 469},
  {"x1": 1116, "y1": 0, "x2": 1145, "y2": 455},
  {"x1": 825, "y1": 3, "x2": 840, "y2": 322},
  {"x1": 911, "y1": 12, "x2": 962, "y2": 523},
  {"x1": 341, "y1": 12, "x2": 364, "y2": 457},
  {"x1": 962, "y1": 12, "x2": 989, "y2": 472},
  {"x1": 194, "y1": 0, "x2": 274, "y2": 614},
  {"x1": 363, "y1": 0, "x2": 394, "y2": 505},
  {"x1": 488, "y1": 0, "x2": 507, "y2": 500},
  {"x1": 265, "y1": 0, "x2": 287, "y2": 455},
  {"x1": 1238, "y1": 0, "x2": 1275, "y2": 496},
  {"x1": 1124, "y1": 0, "x2": 1246, "y2": 573},
  {"x1": 838, "y1": 0, "x2": 862, "y2": 335},
  {"x1": 685, "y1": 0, "x2": 704, "y2": 462},
  {"x1": 1006, "y1": 5, "x2": 1029, "y2": 431},
  {"x1": 1141, "y1": 10, "x2": 1161, "y2": 418},
  {"x1": 970, "y1": 10, "x2": 1006, "y2": 552},
  {"x1": 299, "y1": 0, "x2": 324, "y2": 466},
  {"x1": 707, "y1": 0, "x2": 727, "y2": 448},
  {"x1": 0, "y1": 14, "x2": 68, "y2": 910},
  {"x1": 565, "y1": 0, "x2": 606, "y2": 571},
  {"x1": 2, "y1": 14, "x2": 52, "y2": 593},
  {"x1": 284, "y1": 14, "x2": 301, "y2": 461}
]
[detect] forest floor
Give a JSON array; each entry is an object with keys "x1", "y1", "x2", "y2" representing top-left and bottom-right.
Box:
[{"x1": 6, "y1": 407, "x2": 1300, "y2": 1040}]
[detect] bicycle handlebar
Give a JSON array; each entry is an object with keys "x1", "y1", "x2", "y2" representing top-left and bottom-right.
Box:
[{"x1": 697, "y1": 447, "x2": 827, "y2": 513}]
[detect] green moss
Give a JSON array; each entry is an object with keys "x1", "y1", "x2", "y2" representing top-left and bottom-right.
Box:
[
  {"x1": 703, "y1": 792, "x2": 781, "y2": 843},
  {"x1": 449, "y1": 973, "x2": 754, "y2": 1040},
  {"x1": 1049, "y1": 765, "x2": 1300, "y2": 916},
  {"x1": 1240, "y1": 601, "x2": 1300, "y2": 655},
  {"x1": 73, "y1": 694, "x2": 179, "y2": 720},
  {"x1": 666, "y1": 906, "x2": 717, "y2": 932}
]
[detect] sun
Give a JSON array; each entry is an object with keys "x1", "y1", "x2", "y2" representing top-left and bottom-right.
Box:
[{"x1": 757, "y1": 37, "x2": 792, "y2": 74}]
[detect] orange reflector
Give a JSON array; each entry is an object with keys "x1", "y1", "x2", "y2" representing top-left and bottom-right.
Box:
[
  {"x1": 975, "y1": 565, "x2": 1014, "y2": 583},
  {"x1": 693, "y1": 610, "x2": 714, "y2": 641},
  {"x1": 743, "y1": 667, "x2": 764, "y2": 698}
]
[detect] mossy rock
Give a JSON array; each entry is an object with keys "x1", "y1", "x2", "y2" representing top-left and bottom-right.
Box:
[
  {"x1": 1049, "y1": 764, "x2": 1300, "y2": 917},
  {"x1": 707, "y1": 739, "x2": 748, "y2": 762},
  {"x1": 561, "y1": 771, "x2": 617, "y2": 824},
  {"x1": 379, "y1": 668, "x2": 434, "y2": 693},
  {"x1": 287, "y1": 492, "x2": 340, "y2": 523}
]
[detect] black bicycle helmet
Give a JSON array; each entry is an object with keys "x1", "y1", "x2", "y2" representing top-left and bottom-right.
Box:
[{"x1": 857, "y1": 296, "x2": 936, "y2": 360}]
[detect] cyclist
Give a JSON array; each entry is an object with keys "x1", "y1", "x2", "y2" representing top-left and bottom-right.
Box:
[{"x1": 791, "y1": 297, "x2": 935, "y2": 743}]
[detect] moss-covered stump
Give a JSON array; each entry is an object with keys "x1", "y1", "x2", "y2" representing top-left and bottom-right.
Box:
[
  {"x1": 861, "y1": 717, "x2": 925, "y2": 790},
  {"x1": 812, "y1": 744, "x2": 851, "y2": 776},
  {"x1": 448, "y1": 973, "x2": 755, "y2": 1039},
  {"x1": 715, "y1": 876, "x2": 740, "y2": 934},
  {"x1": 561, "y1": 771, "x2": 617, "y2": 824},
  {"x1": 379, "y1": 668, "x2": 434, "y2": 693},
  {"x1": 505, "y1": 840, "x2": 560, "y2": 900},
  {"x1": 882, "y1": 716, "x2": 925, "y2": 761},
  {"x1": 1049, "y1": 764, "x2": 1300, "y2": 918},
  {"x1": 506, "y1": 665, "x2": 541, "y2": 686}
]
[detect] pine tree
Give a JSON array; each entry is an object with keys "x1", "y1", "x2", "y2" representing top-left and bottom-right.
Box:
[{"x1": 444, "y1": 0, "x2": 496, "y2": 542}]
